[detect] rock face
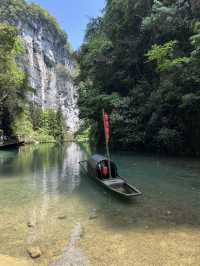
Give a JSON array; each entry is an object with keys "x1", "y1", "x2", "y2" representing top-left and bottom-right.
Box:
[
  {"x1": 21, "y1": 22, "x2": 79, "y2": 132},
  {"x1": 0, "y1": 1, "x2": 79, "y2": 132}
]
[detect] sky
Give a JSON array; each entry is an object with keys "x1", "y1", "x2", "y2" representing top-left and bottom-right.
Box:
[{"x1": 27, "y1": 0, "x2": 105, "y2": 50}]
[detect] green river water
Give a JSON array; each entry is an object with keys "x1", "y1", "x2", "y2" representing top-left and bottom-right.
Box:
[{"x1": 0, "y1": 143, "x2": 200, "y2": 266}]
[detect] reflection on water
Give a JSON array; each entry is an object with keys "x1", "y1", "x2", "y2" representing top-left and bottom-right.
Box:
[
  {"x1": 0, "y1": 143, "x2": 200, "y2": 266},
  {"x1": 0, "y1": 143, "x2": 88, "y2": 266}
]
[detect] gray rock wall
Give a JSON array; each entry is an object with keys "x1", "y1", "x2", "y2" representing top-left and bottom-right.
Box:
[{"x1": 18, "y1": 19, "x2": 79, "y2": 132}]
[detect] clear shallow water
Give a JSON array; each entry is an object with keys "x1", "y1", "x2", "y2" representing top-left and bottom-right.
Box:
[{"x1": 0, "y1": 143, "x2": 200, "y2": 266}]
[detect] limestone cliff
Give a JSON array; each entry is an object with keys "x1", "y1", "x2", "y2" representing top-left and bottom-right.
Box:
[{"x1": 0, "y1": 0, "x2": 79, "y2": 132}]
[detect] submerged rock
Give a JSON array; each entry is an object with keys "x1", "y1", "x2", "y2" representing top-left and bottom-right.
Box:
[
  {"x1": 27, "y1": 246, "x2": 42, "y2": 259},
  {"x1": 27, "y1": 221, "x2": 35, "y2": 228},
  {"x1": 89, "y1": 209, "x2": 98, "y2": 220},
  {"x1": 89, "y1": 213, "x2": 98, "y2": 220},
  {"x1": 57, "y1": 215, "x2": 67, "y2": 220}
]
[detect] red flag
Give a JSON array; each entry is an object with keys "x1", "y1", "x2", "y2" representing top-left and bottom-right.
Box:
[{"x1": 103, "y1": 112, "x2": 110, "y2": 143}]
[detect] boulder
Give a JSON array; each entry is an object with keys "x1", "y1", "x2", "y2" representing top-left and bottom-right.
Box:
[{"x1": 27, "y1": 247, "x2": 42, "y2": 259}]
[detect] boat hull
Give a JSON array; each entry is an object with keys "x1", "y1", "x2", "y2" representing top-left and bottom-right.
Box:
[
  {"x1": 79, "y1": 159, "x2": 142, "y2": 199},
  {"x1": 0, "y1": 141, "x2": 25, "y2": 150},
  {"x1": 92, "y1": 175, "x2": 142, "y2": 199}
]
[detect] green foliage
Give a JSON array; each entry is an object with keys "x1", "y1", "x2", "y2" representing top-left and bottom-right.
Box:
[
  {"x1": 12, "y1": 111, "x2": 54, "y2": 143},
  {"x1": 142, "y1": 0, "x2": 177, "y2": 32},
  {"x1": 146, "y1": 41, "x2": 189, "y2": 72},
  {"x1": 12, "y1": 111, "x2": 34, "y2": 139},
  {"x1": 13, "y1": 105, "x2": 67, "y2": 143},
  {"x1": 54, "y1": 107, "x2": 66, "y2": 142},
  {"x1": 190, "y1": 22, "x2": 200, "y2": 58},
  {"x1": 29, "y1": 103, "x2": 43, "y2": 130},
  {"x1": 29, "y1": 104, "x2": 66, "y2": 142},
  {"x1": 0, "y1": 0, "x2": 27, "y2": 23},
  {"x1": 78, "y1": 0, "x2": 200, "y2": 155},
  {"x1": 75, "y1": 127, "x2": 92, "y2": 143},
  {"x1": 0, "y1": 23, "x2": 30, "y2": 136},
  {"x1": 34, "y1": 128, "x2": 55, "y2": 143}
]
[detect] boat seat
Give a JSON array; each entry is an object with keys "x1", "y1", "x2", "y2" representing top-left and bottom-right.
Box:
[{"x1": 103, "y1": 178, "x2": 124, "y2": 186}]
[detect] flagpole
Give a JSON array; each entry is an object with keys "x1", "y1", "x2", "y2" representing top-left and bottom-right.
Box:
[{"x1": 103, "y1": 109, "x2": 112, "y2": 179}]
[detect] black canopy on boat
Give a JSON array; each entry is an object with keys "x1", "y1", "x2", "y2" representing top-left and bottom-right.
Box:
[{"x1": 88, "y1": 154, "x2": 118, "y2": 177}]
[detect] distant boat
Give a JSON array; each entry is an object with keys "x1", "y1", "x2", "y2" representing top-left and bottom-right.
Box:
[
  {"x1": 0, "y1": 141, "x2": 25, "y2": 150},
  {"x1": 79, "y1": 154, "x2": 142, "y2": 199}
]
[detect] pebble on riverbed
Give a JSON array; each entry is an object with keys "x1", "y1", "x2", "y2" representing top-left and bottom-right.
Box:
[
  {"x1": 89, "y1": 209, "x2": 98, "y2": 220},
  {"x1": 57, "y1": 215, "x2": 67, "y2": 220},
  {"x1": 27, "y1": 246, "x2": 42, "y2": 259},
  {"x1": 27, "y1": 221, "x2": 35, "y2": 228}
]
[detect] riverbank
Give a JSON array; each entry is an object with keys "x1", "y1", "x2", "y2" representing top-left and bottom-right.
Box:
[
  {"x1": 9, "y1": 109, "x2": 72, "y2": 145},
  {"x1": 22, "y1": 130, "x2": 74, "y2": 145},
  {"x1": 75, "y1": 127, "x2": 91, "y2": 144}
]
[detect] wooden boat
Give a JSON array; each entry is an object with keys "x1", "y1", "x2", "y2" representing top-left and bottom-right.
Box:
[
  {"x1": 79, "y1": 154, "x2": 142, "y2": 199},
  {"x1": 0, "y1": 141, "x2": 25, "y2": 150}
]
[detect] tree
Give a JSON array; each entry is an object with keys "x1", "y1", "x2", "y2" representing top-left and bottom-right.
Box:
[
  {"x1": 78, "y1": 0, "x2": 200, "y2": 155},
  {"x1": 0, "y1": 23, "x2": 30, "y2": 137}
]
